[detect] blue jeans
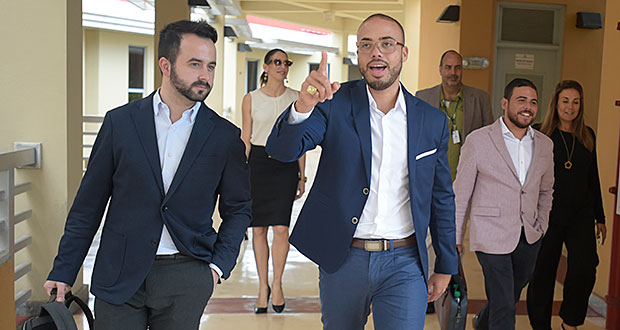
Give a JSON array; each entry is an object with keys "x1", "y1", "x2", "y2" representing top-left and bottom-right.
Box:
[{"x1": 319, "y1": 245, "x2": 427, "y2": 330}]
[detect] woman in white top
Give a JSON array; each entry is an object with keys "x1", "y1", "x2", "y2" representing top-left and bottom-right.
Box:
[{"x1": 241, "y1": 49, "x2": 306, "y2": 314}]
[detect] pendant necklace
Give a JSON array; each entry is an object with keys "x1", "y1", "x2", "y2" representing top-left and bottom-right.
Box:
[{"x1": 559, "y1": 130, "x2": 575, "y2": 170}]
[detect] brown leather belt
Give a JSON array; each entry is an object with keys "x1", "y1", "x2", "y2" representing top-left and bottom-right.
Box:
[{"x1": 350, "y1": 234, "x2": 417, "y2": 252}]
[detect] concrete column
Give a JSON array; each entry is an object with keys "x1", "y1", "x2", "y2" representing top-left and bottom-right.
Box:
[
  {"x1": 154, "y1": 0, "x2": 190, "y2": 88},
  {"x1": 205, "y1": 16, "x2": 225, "y2": 115},
  {"x1": 401, "y1": 0, "x2": 421, "y2": 92},
  {"x1": 0, "y1": 0, "x2": 83, "y2": 312}
]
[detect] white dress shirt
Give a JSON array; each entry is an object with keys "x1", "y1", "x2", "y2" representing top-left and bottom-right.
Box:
[
  {"x1": 499, "y1": 117, "x2": 535, "y2": 185},
  {"x1": 289, "y1": 85, "x2": 414, "y2": 239},
  {"x1": 152, "y1": 91, "x2": 222, "y2": 276}
]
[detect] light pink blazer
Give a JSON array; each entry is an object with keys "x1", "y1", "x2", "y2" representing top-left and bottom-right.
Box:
[{"x1": 454, "y1": 119, "x2": 554, "y2": 254}]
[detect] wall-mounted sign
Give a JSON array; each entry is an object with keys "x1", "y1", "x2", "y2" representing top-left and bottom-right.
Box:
[
  {"x1": 463, "y1": 57, "x2": 490, "y2": 69},
  {"x1": 515, "y1": 53, "x2": 535, "y2": 70}
]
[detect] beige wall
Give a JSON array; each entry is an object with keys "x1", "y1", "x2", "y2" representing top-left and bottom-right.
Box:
[
  {"x1": 154, "y1": 0, "x2": 190, "y2": 89},
  {"x1": 205, "y1": 16, "x2": 226, "y2": 115},
  {"x1": 402, "y1": 0, "x2": 421, "y2": 91},
  {"x1": 0, "y1": 0, "x2": 83, "y2": 303},
  {"x1": 417, "y1": 0, "x2": 462, "y2": 91},
  {"x1": 403, "y1": 0, "x2": 462, "y2": 94},
  {"x1": 593, "y1": 0, "x2": 620, "y2": 299},
  {"x1": 84, "y1": 29, "x2": 156, "y2": 116},
  {"x1": 460, "y1": 0, "x2": 615, "y2": 299}
]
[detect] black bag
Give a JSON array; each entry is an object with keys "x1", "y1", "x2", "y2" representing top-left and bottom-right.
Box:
[
  {"x1": 434, "y1": 255, "x2": 468, "y2": 330},
  {"x1": 21, "y1": 290, "x2": 94, "y2": 330}
]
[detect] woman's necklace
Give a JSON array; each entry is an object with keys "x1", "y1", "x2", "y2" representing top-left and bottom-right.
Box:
[{"x1": 559, "y1": 130, "x2": 575, "y2": 170}]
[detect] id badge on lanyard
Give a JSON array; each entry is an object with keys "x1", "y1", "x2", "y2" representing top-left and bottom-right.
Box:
[{"x1": 452, "y1": 126, "x2": 461, "y2": 144}]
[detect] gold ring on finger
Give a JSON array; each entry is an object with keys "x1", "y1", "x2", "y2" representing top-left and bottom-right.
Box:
[{"x1": 306, "y1": 85, "x2": 318, "y2": 95}]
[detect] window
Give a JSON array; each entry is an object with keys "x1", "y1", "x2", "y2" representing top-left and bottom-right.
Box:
[
  {"x1": 129, "y1": 46, "x2": 145, "y2": 102},
  {"x1": 500, "y1": 8, "x2": 556, "y2": 44},
  {"x1": 309, "y1": 63, "x2": 330, "y2": 79},
  {"x1": 246, "y1": 60, "x2": 259, "y2": 93}
]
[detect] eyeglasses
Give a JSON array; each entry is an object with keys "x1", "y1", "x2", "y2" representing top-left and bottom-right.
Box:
[
  {"x1": 267, "y1": 59, "x2": 293, "y2": 67},
  {"x1": 357, "y1": 39, "x2": 405, "y2": 54}
]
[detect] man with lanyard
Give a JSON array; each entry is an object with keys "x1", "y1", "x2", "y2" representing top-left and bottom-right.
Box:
[{"x1": 417, "y1": 50, "x2": 494, "y2": 180}]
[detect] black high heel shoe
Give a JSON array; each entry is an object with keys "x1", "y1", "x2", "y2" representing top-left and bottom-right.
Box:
[
  {"x1": 272, "y1": 301, "x2": 285, "y2": 313},
  {"x1": 272, "y1": 288, "x2": 285, "y2": 313},
  {"x1": 254, "y1": 286, "x2": 271, "y2": 314}
]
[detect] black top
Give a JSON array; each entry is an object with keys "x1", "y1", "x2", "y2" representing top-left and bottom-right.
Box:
[{"x1": 543, "y1": 126, "x2": 605, "y2": 224}]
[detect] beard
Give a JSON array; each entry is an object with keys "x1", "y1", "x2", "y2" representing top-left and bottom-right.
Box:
[
  {"x1": 444, "y1": 75, "x2": 461, "y2": 87},
  {"x1": 508, "y1": 109, "x2": 535, "y2": 129},
  {"x1": 359, "y1": 59, "x2": 402, "y2": 91},
  {"x1": 170, "y1": 65, "x2": 211, "y2": 102}
]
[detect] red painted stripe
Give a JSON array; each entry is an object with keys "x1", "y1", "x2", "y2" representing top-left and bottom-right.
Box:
[{"x1": 246, "y1": 15, "x2": 332, "y2": 35}]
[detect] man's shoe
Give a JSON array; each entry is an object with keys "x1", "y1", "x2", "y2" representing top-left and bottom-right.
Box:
[
  {"x1": 471, "y1": 314, "x2": 479, "y2": 330},
  {"x1": 426, "y1": 302, "x2": 435, "y2": 314}
]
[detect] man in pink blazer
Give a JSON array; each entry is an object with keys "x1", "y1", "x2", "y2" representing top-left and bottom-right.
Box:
[{"x1": 454, "y1": 78, "x2": 554, "y2": 330}]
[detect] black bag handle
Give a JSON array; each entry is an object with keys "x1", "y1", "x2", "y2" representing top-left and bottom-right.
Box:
[
  {"x1": 50, "y1": 289, "x2": 95, "y2": 330},
  {"x1": 41, "y1": 302, "x2": 79, "y2": 330}
]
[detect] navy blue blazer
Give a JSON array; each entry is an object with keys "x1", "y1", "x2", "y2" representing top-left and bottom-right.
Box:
[
  {"x1": 48, "y1": 93, "x2": 251, "y2": 304},
  {"x1": 266, "y1": 80, "x2": 458, "y2": 279}
]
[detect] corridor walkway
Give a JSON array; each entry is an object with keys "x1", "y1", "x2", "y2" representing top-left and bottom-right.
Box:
[{"x1": 76, "y1": 148, "x2": 606, "y2": 329}]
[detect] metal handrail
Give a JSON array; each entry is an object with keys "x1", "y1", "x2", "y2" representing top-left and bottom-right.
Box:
[
  {"x1": 0, "y1": 148, "x2": 35, "y2": 172},
  {"x1": 0, "y1": 145, "x2": 39, "y2": 308}
]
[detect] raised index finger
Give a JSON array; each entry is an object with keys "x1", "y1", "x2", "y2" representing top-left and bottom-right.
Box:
[{"x1": 318, "y1": 50, "x2": 328, "y2": 77}]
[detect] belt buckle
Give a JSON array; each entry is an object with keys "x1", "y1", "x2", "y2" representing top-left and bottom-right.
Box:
[{"x1": 364, "y1": 240, "x2": 384, "y2": 252}]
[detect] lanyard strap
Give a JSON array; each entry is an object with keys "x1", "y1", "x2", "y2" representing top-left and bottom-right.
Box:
[{"x1": 442, "y1": 98, "x2": 460, "y2": 126}]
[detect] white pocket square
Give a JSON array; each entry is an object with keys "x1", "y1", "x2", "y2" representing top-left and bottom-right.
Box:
[{"x1": 415, "y1": 148, "x2": 437, "y2": 160}]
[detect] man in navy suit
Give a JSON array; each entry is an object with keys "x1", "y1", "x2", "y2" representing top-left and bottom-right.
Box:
[
  {"x1": 44, "y1": 20, "x2": 251, "y2": 329},
  {"x1": 266, "y1": 14, "x2": 457, "y2": 330}
]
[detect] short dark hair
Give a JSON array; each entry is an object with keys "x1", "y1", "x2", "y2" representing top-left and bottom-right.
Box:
[
  {"x1": 440, "y1": 50, "x2": 462, "y2": 66},
  {"x1": 158, "y1": 20, "x2": 218, "y2": 66},
  {"x1": 360, "y1": 14, "x2": 405, "y2": 44},
  {"x1": 503, "y1": 78, "x2": 538, "y2": 100}
]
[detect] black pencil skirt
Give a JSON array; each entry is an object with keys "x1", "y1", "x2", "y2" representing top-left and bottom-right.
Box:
[{"x1": 248, "y1": 145, "x2": 299, "y2": 227}]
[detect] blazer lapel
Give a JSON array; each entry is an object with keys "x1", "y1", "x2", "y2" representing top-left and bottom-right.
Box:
[
  {"x1": 488, "y1": 120, "x2": 520, "y2": 182},
  {"x1": 523, "y1": 131, "x2": 543, "y2": 188},
  {"x1": 164, "y1": 104, "x2": 215, "y2": 201},
  {"x1": 131, "y1": 94, "x2": 164, "y2": 196},
  {"x1": 351, "y1": 80, "x2": 372, "y2": 184},
  {"x1": 405, "y1": 86, "x2": 424, "y2": 183}
]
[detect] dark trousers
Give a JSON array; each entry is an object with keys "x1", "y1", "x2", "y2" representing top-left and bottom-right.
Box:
[
  {"x1": 475, "y1": 230, "x2": 541, "y2": 330},
  {"x1": 94, "y1": 256, "x2": 214, "y2": 330},
  {"x1": 527, "y1": 221, "x2": 598, "y2": 329},
  {"x1": 319, "y1": 245, "x2": 427, "y2": 330}
]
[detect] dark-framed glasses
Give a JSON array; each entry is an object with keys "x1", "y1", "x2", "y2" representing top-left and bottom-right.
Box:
[
  {"x1": 357, "y1": 39, "x2": 405, "y2": 54},
  {"x1": 268, "y1": 59, "x2": 293, "y2": 67}
]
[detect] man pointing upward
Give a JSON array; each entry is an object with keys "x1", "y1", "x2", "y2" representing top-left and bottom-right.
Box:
[{"x1": 266, "y1": 13, "x2": 457, "y2": 330}]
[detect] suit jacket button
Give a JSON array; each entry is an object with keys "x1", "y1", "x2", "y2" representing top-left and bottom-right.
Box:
[
  {"x1": 151, "y1": 240, "x2": 159, "y2": 246},
  {"x1": 362, "y1": 188, "x2": 369, "y2": 195},
  {"x1": 351, "y1": 217, "x2": 359, "y2": 224},
  {"x1": 162, "y1": 206, "x2": 168, "y2": 212},
  {"x1": 521, "y1": 191, "x2": 525, "y2": 195}
]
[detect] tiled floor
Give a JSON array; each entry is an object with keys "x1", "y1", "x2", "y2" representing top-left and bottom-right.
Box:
[{"x1": 73, "y1": 148, "x2": 607, "y2": 329}]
